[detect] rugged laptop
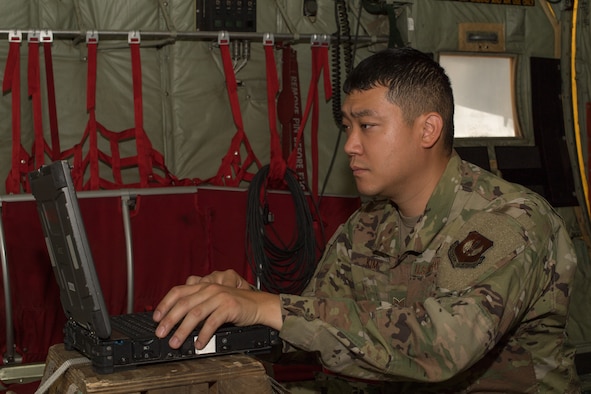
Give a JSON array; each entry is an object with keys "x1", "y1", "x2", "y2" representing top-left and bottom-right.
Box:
[{"x1": 29, "y1": 161, "x2": 279, "y2": 374}]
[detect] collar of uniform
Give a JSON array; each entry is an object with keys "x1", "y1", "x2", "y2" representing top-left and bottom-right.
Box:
[
  {"x1": 406, "y1": 151, "x2": 471, "y2": 252},
  {"x1": 367, "y1": 152, "x2": 467, "y2": 257}
]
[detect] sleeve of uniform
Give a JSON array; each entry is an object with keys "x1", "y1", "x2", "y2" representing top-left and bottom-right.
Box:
[{"x1": 277, "y1": 195, "x2": 577, "y2": 383}]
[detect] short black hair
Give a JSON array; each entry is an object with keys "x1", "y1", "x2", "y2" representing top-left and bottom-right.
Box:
[{"x1": 343, "y1": 47, "x2": 455, "y2": 153}]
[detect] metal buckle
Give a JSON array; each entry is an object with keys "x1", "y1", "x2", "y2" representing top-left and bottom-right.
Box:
[
  {"x1": 86, "y1": 30, "x2": 99, "y2": 44},
  {"x1": 262, "y1": 32, "x2": 274, "y2": 46},
  {"x1": 310, "y1": 33, "x2": 330, "y2": 47},
  {"x1": 27, "y1": 30, "x2": 40, "y2": 43},
  {"x1": 8, "y1": 30, "x2": 22, "y2": 43},
  {"x1": 217, "y1": 30, "x2": 229, "y2": 46},
  {"x1": 128, "y1": 30, "x2": 141, "y2": 45},
  {"x1": 40, "y1": 30, "x2": 53, "y2": 43}
]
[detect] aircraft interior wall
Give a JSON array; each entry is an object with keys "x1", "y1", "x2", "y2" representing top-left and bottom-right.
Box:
[
  {"x1": 0, "y1": 1, "x2": 575, "y2": 195},
  {"x1": 0, "y1": 0, "x2": 590, "y2": 390}
]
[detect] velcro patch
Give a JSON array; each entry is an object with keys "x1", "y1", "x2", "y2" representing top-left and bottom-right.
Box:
[
  {"x1": 437, "y1": 212, "x2": 526, "y2": 291},
  {"x1": 448, "y1": 231, "x2": 493, "y2": 268}
]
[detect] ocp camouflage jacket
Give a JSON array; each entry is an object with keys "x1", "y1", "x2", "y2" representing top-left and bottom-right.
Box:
[{"x1": 279, "y1": 153, "x2": 580, "y2": 393}]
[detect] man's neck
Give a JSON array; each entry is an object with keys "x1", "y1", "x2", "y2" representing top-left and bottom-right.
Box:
[{"x1": 394, "y1": 154, "x2": 450, "y2": 217}]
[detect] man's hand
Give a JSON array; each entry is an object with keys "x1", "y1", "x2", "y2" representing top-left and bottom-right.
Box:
[
  {"x1": 184, "y1": 269, "x2": 251, "y2": 289},
  {"x1": 152, "y1": 270, "x2": 282, "y2": 350}
]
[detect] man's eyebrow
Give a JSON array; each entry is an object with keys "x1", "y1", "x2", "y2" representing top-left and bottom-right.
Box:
[{"x1": 342, "y1": 108, "x2": 377, "y2": 118}]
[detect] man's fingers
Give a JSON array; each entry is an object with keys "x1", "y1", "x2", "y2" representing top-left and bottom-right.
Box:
[
  {"x1": 190, "y1": 294, "x2": 240, "y2": 349},
  {"x1": 192, "y1": 270, "x2": 248, "y2": 288},
  {"x1": 153, "y1": 284, "x2": 189, "y2": 323},
  {"x1": 193, "y1": 313, "x2": 225, "y2": 350},
  {"x1": 153, "y1": 283, "x2": 209, "y2": 339},
  {"x1": 153, "y1": 282, "x2": 274, "y2": 351},
  {"x1": 166, "y1": 288, "x2": 231, "y2": 349},
  {"x1": 166, "y1": 306, "x2": 210, "y2": 349},
  {"x1": 185, "y1": 275, "x2": 203, "y2": 285}
]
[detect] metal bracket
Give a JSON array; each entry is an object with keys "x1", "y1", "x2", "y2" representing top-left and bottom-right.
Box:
[
  {"x1": 128, "y1": 30, "x2": 141, "y2": 45},
  {"x1": 8, "y1": 30, "x2": 22, "y2": 43},
  {"x1": 262, "y1": 32, "x2": 274, "y2": 46},
  {"x1": 218, "y1": 30, "x2": 229, "y2": 46},
  {"x1": 40, "y1": 30, "x2": 53, "y2": 43},
  {"x1": 27, "y1": 30, "x2": 40, "y2": 43},
  {"x1": 0, "y1": 362, "x2": 45, "y2": 385},
  {"x1": 310, "y1": 33, "x2": 330, "y2": 47},
  {"x1": 86, "y1": 30, "x2": 99, "y2": 44}
]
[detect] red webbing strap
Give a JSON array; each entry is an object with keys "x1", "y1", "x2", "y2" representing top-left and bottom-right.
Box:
[
  {"x1": 263, "y1": 34, "x2": 286, "y2": 186},
  {"x1": 278, "y1": 47, "x2": 294, "y2": 161},
  {"x1": 287, "y1": 35, "x2": 332, "y2": 198},
  {"x1": 96, "y1": 123, "x2": 127, "y2": 186},
  {"x1": 129, "y1": 32, "x2": 153, "y2": 187},
  {"x1": 210, "y1": 32, "x2": 261, "y2": 187},
  {"x1": 128, "y1": 33, "x2": 194, "y2": 187},
  {"x1": 27, "y1": 32, "x2": 46, "y2": 169},
  {"x1": 277, "y1": 45, "x2": 309, "y2": 188},
  {"x1": 83, "y1": 34, "x2": 100, "y2": 190},
  {"x1": 107, "y1": 122, "x2": 123, "y2": 185},
  {"x1": 311, "y1": 37, "x2": 332, "y2": 198},
  {"x1": 310, "y1": 45, "x2": 321, "y2": 198},
  {"x1": 71, "y1": 32, "x2": 191, "y2": 190},
  {"x1": 42, "y1": 31, "x2": 61, "y2": 159},
  {"x1": 2, "y1": 32, "x2": 30, "y2": 194}
]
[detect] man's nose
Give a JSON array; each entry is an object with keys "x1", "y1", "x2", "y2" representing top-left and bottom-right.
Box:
[{"x1": 343, "y1": 128, "x2": 360, "y2": 156}]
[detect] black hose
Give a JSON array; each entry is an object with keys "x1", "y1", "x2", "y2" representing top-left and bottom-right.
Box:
[{"x1": 245, "y1": 165, "x2": 320, "y2": 294}]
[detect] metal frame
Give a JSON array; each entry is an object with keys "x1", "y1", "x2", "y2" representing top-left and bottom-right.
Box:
[{"x1": 0, "y1": 29, "x2": 386, "y2": 46}]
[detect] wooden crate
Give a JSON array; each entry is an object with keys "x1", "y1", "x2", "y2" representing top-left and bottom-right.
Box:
[{"x1": 41, "y1": 344, "x2": 272, "y2": 394}]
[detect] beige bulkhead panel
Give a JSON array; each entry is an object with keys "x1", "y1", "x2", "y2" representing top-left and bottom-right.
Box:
[{"x1": 0, "y1": 0, "x2": 568, "y2": 197}]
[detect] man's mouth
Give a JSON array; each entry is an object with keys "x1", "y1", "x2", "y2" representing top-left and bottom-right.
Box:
[{"x1": 350, "y1": 166, "x2": 366, "y2": 175}]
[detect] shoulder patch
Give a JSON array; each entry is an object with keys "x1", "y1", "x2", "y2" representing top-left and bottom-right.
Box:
[
  {"x1": 448, "y1": 231, "x2": 493, "y2": 268},
  {"x1": 438, "y1": 212, "x2": 527, "y2": 291}
]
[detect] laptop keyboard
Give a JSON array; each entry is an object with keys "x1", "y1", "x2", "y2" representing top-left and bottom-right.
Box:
[{"x1": 111, "y1": 312, "x2": 158, "y2": 339}]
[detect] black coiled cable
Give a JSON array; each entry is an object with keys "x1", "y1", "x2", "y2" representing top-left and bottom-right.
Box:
[
  {"x1": 338, "y1": 0, "x2": 354, "y2": 76},
  {"x1": 320, "y1": 0, "x2": 354, "y2": 199},
  {"x1": 331, "y1": 0, "x2": 354, "y2": 128},
  {"x1": 245, "y1": 165, "x2": 319, "y2": 294}
]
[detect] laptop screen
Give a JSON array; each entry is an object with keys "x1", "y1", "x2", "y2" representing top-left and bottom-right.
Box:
[{"x1": 29, "y1": 161, "x2": 112, "y2": 339}]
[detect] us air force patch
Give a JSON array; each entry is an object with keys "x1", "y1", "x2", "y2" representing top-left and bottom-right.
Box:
[
  {"x1": 448, "y1": 231, "x2": 494, "y2": 268},
  {"x1": 438, "y1": 212, "x2": 526, "y2": 290}
]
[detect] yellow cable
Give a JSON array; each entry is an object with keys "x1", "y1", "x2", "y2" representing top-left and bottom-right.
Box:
[{"x1": 571, "y1": 0, "x2": 591, "y2": 216}]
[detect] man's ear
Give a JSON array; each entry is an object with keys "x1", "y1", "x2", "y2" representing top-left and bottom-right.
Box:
[{"x1": 420, "y1": 112, "x2": 443, "y2": 149}]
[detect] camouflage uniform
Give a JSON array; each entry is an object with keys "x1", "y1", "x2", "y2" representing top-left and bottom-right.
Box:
[{"x1": 279, "y1": 153, "x2": 580, "y2": 393}]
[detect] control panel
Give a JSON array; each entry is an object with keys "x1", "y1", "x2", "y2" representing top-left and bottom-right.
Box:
[{"x1": 196, "y1": 0, "x2": 256, "y2": 32}]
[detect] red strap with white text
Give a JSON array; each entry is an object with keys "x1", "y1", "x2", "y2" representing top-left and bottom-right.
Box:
[
  {"x1": 286, "y1": 34, "x2": 332, "y2": 198},
  {"x1": 277, "y1": 44, "x2": 309, "y2": 188},
  {"x1": 262, "y1": 33, "x2": 287, "y2": 187}
]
